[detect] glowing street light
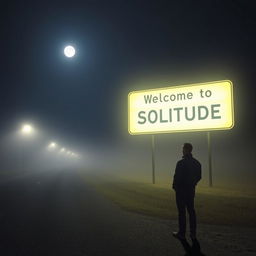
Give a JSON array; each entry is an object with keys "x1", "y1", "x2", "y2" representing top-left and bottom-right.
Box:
[
  {"x1": 60, "y1": 147, "x2": 66, "y2": 153},
  {"x1": 48, "y1": 142, "x2": 57, "y2": 149},
  {"x1": 21, "y1": 124, "x2": 34, "y2": 135},
  {"x1": 66, "y1": 151, "x2": 73, "y2": 156},
  {"x1": 64, "y1": 45, "x2": 76, "y2": 58}
]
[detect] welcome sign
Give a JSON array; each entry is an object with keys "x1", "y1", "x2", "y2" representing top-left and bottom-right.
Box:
[{"x1": 128, "y1": 80, "x2": 234, "y2": 135}]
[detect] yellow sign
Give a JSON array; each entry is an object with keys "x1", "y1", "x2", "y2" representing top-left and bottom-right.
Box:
[{"x1": 128, "y1": 80, "x2": 234, "y2": 135}]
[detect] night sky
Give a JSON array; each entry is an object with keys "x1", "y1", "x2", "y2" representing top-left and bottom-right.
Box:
[
  {"x1": 0, "y1": 0, "x2": 256, "y2": 151},
  {"x1": 0, "y1": 4, "x2": 256, "y2": 255}
]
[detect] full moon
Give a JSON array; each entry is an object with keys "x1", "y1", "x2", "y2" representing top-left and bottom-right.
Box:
[{"x1": 64, "y1": 45, "x2": 76, "y2": 58}]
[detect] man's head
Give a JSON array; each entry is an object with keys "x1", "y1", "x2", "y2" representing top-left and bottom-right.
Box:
[{"x1": 183, "y1": 143, "x2": 193, "y2": 156}]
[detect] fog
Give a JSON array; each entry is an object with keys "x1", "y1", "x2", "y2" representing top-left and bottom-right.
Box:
[
  {"x1": 0, "y1": 117, "x2": 255, "y2": 191},
  {"x1": 83, "y1": 131, "x2": 256, "y2": 190},
  {"x1": 0, "y1": 122, "x2": 86, "y2": 181}
]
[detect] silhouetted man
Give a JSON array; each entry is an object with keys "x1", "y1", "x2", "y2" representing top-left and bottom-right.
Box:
[{"x1": 172, "y1": 143, "x2": 201, "y2": 241}]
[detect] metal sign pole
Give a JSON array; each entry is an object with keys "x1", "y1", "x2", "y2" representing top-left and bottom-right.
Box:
[
  {"x1": 207, "y1": 132, "x2": 213, "y2": 187},
  {"x1": 151, "y1": 135, "x2": 155, "y2": 184}
]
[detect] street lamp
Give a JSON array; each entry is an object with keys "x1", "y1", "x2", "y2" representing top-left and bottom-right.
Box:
[
  {"x1": 60, "y1": 147, "x2": 66, "y2": 153},
  {"x1": 21, "y1": 124, "x2": 34, "y2": 135},
  {"x1": 19, "y1": 123, "x2": 35, "y2": 171},
  {"x1": 48, "y1": 142, "x2": 57, "y2": 150}
]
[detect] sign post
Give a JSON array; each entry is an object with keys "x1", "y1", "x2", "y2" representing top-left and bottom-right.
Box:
[
  {"x1": 128, "y1": 80, "x2": 234, "y2": 186},
  {"x1": 151, "y1": 135, "x2": 155, "y2": 184},
  {"x1": 207, "y1": 131, "x2": 213, "y2": 187}
]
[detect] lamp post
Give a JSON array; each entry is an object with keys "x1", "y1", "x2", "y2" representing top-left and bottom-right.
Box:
[{"x1": 19, "y1": 123, "x2": 35, "y2": 172}]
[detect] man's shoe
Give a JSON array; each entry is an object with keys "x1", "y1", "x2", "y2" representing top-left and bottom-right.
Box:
[{"x1": 172, "y1": 231, "x2": 186, "y2": 240}]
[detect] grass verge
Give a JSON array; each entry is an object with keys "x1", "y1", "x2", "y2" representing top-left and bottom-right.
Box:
[{"x1": 83, "y1": 174, "x2": 256, "y2": 228}]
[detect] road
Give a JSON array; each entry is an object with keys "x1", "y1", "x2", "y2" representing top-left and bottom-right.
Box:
[{"x1": 0, "y1": 170, "x2": 255, "y2": 256}]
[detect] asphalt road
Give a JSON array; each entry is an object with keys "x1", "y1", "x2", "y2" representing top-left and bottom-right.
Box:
[
  {"x1": 0, "y1": 170, "x2": 255, "y2": 256},
  {"x1": 0, "y1": 169, "x2": 180, "y2": 256}
]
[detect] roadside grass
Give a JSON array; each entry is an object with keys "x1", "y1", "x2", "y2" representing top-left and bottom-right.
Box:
[{"x1": 83, "y1": 174, "x2": 256, "y2": 228}]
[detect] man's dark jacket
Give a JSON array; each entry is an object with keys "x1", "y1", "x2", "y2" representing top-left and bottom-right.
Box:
[{"x1": 172, "y1": 153, "x2": 201, "y2": 191}]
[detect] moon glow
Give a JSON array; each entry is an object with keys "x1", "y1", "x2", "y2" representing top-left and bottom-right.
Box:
[{"x1": 64, "y1": 45, "x2": 76, "y2": 58}]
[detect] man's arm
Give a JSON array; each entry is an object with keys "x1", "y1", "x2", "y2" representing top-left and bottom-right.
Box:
[
  {"x1": 195, "y1": 162, "x2": 202, "y2": 185},
  {"x1": 198, "y1": 163, "x2": 202, "y2": 182},
  {"x1": 172, "y1": 161, "x2": 182, "y2": 190}
]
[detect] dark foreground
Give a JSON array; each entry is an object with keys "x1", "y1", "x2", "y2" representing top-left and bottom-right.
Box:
[{"x1": 0, "y1": 170, "x2": 255, "y2": 256}]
